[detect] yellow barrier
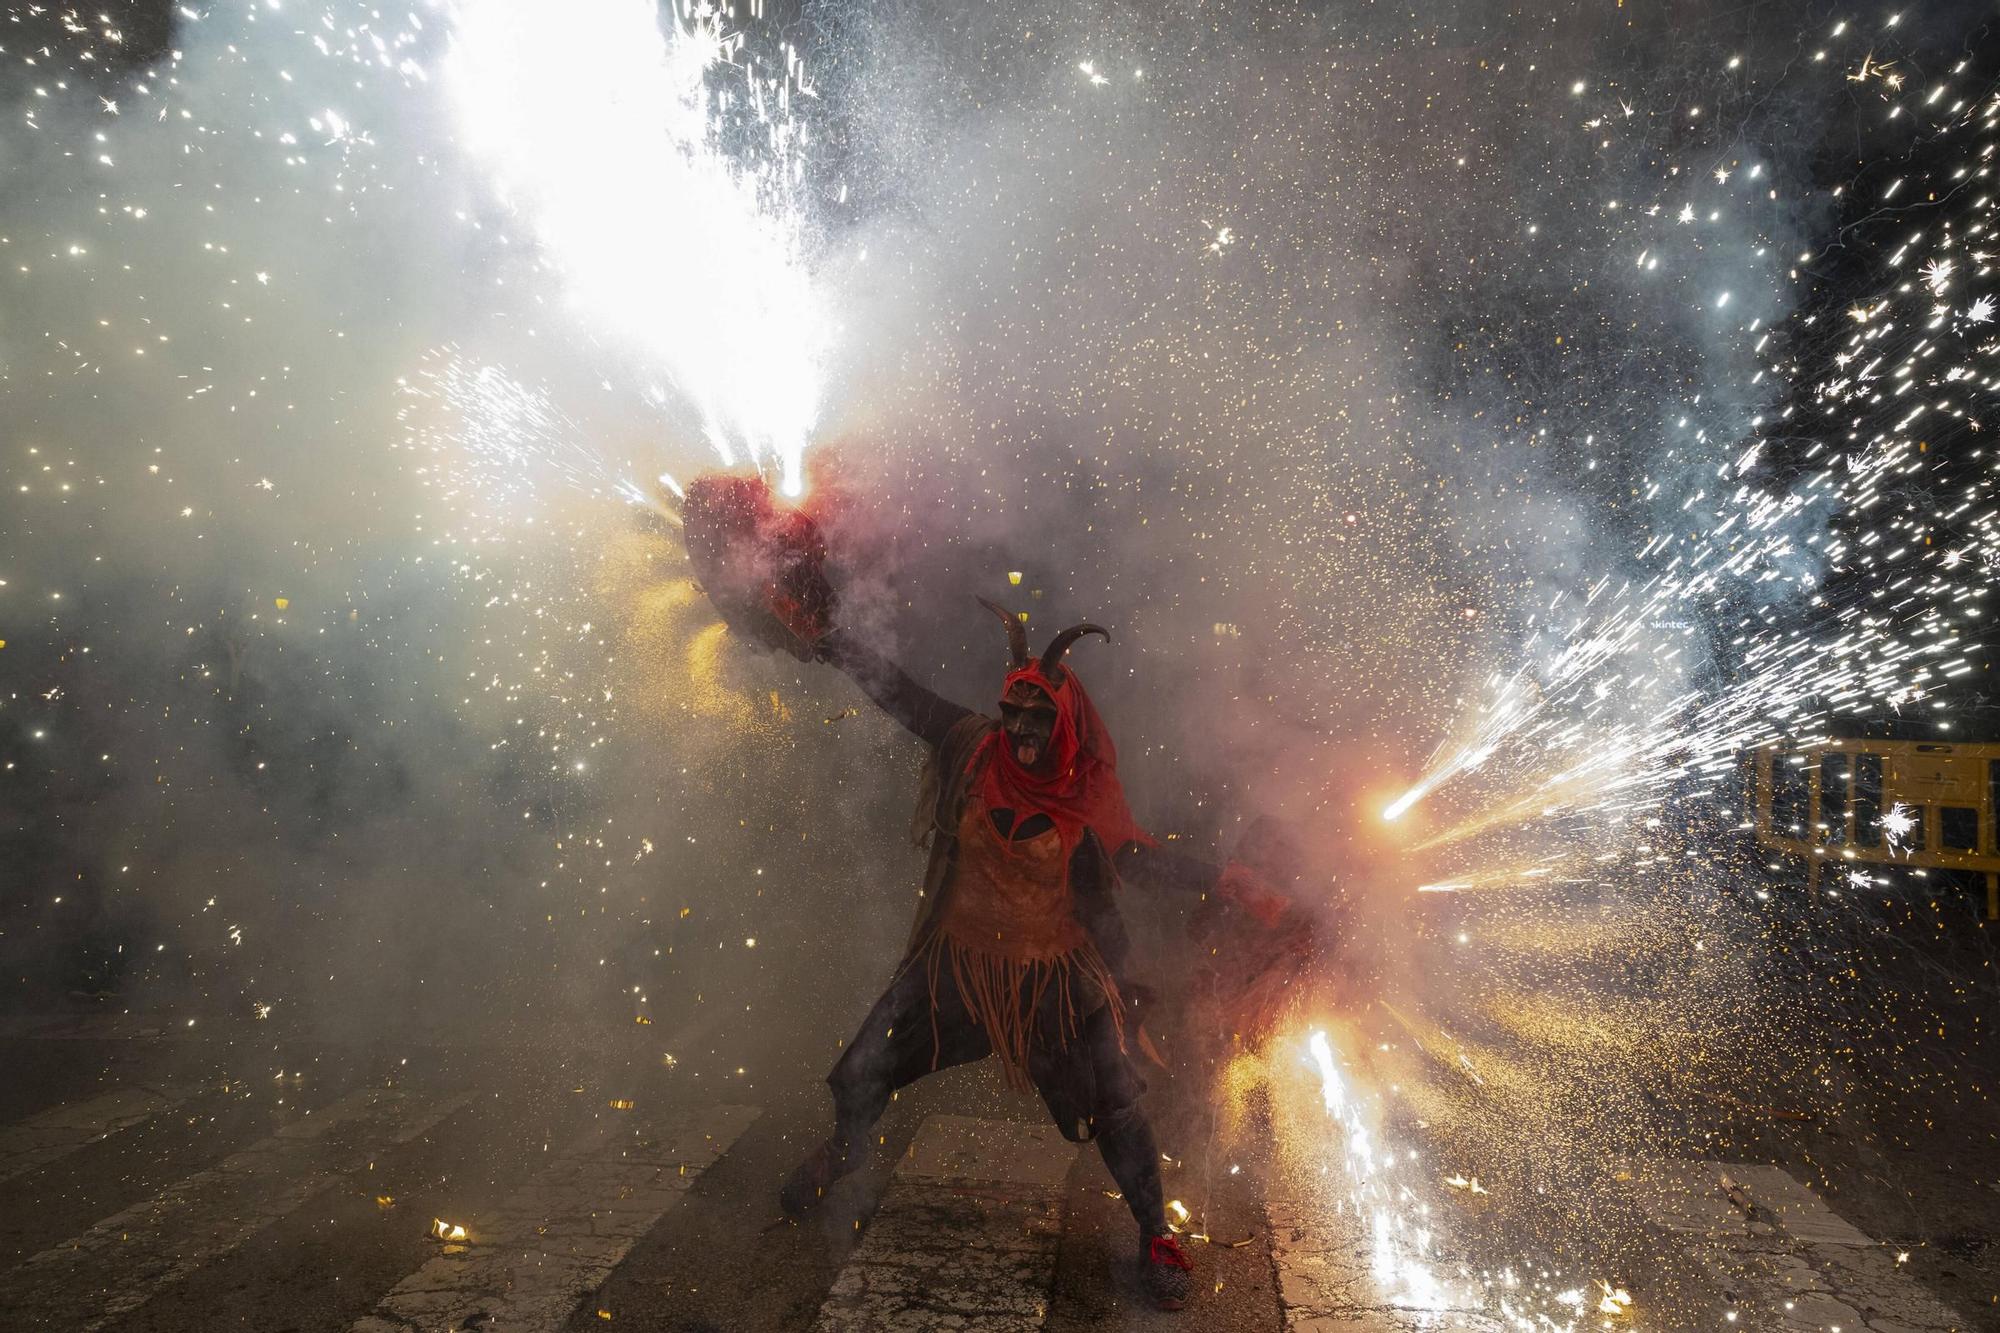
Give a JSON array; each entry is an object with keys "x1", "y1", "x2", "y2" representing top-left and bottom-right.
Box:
[{"x1": 1748, "y1": 738, "x2": 2000, "y2": 919}]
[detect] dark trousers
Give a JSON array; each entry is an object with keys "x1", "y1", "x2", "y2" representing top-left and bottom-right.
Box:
[{"x1": 825, "y1": 953, "x2": 1168, "y2": 1236}]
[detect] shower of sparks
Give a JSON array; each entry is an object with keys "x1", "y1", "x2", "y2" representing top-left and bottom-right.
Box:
[
  {"x1": 446, "y1": 0, "x2": 830, "y2": 496},
  {"x1": 1386, "y1": 74, "x2": 1999, "y2": 863},
  {"x1": 1305, "y1": 1030, "x2": 1451, "y2": 1311},
  {"x1": 1413, "y1": 862, "x2": 1564, "y2": 894},
  {"x1": 1328, "y1": 31, "x2": 1998, "y2": 1329},
  {"x1": 1296, "y1": 1028, "x2": 1631, "y2": 1328},
  {"x1": 399, "y1": 352, "x2": 653, "y2": 531}
]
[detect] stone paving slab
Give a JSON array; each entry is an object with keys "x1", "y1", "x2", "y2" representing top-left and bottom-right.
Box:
[
  {"x1": 0, "y1": 1085, "x2": 471, "y2": 1332},
  {"x1": 813, "y1": 1115, "x2": 1081, "y2": 1332},
  {"x1": 898, "y1": 1113, "x2": 1078, "y2": 1190},
  {"x1": 1683, "y1": 1238, "x2": 1968, "y2": 1332},
  {"x1": 349, "y1": 1101, "x2": 759, "y2": 1333},
  {"x1": 1627, "y1": 1161, "x2": 1969, "y2": 1332}
]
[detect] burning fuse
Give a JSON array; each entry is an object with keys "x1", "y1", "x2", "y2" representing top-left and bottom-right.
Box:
[{"x1": 430, "y1": 1218, "x2": 469, "y2": 1243}]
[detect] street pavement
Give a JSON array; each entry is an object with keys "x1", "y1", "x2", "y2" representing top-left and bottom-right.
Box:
[{"x1": 0, "y1": 1012, "x2": 1981, "y2": 1332}]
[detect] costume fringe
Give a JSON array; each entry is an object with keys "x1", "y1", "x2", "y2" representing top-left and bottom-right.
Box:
[{"x1": 919, "y1": 929, "x2": 1125, "y2": 1090}]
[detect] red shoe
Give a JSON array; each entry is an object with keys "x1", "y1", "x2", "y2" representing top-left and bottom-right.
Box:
[{"x1": 1140, "y1": 1232, "x2": 1195, "y2": 1310}]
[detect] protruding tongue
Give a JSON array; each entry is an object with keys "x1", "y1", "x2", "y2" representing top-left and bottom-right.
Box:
[{"x1": 1017, "y1": 742, "x2": 1040, "y2": 766}]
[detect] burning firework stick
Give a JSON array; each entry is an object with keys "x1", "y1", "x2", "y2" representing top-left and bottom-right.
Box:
[{"x1": 676, "y1": 474, "x2": 837, "y2": 661}]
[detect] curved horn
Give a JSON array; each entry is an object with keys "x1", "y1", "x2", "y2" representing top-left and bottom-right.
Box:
[
  {"x1": 1038, "y1": 623, "x2": 1109, "y2": 676},
  {"x1": 976, "y1": 596, "x2": 1029, "y2": 669}
]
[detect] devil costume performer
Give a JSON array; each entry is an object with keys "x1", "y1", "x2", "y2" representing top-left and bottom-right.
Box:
[
  {"x1": 672, "y1": 474, "x2": 1309, "y2": 1310},
  {"x1": 779, "y1": 604, "x2": 1219, "y2": 1309}
]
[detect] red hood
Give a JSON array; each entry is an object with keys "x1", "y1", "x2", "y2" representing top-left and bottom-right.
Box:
[{"x1": 972, "y1": 662, "x2": 1147, "y2": 862}]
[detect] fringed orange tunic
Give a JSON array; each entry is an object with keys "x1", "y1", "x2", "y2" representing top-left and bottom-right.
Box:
[{"x1": 918, "y1": 800, "x2": 1124, "y2": 1086}]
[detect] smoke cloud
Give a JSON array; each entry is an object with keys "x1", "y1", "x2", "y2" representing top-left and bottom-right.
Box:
[{"x1": 1, "y1": 1, "x2": 1993, "y2": 1241}]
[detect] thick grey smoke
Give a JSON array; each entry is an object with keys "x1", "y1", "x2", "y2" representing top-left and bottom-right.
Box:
[{"x1": 0, "y1": 0, "x2": 1990, "y2": 1188}]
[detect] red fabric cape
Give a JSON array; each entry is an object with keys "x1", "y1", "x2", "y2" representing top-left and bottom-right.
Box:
[{"x1": 970, "y1": 663, "x2": 1147, "y2": 862}]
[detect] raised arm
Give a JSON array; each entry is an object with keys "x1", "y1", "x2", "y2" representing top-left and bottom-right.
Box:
[{"x1": 820, "y1": 629, "x2": 977, "y2": 750}]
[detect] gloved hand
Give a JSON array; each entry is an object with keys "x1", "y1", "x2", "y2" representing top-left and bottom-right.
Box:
[
  {"x1": 1191, "y1": 861, "x2": 1315, "y2": 1050},
  {"x1": 680, "y1": 474, "x2": 836, "y2": 663},
  {"x1": 1215, "y1": 860, "x2": 1293, "y2": 927}
]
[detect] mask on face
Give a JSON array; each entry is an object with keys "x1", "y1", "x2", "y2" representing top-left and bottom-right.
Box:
[
  {"x1": 999, "y1": 679, "x2": 1059, "y2": 771},
  {"x1": 967, "y1": 598, "x2": 1147, "y2": 864},
  {"x1": 976, "y1": 598, "x2": 1109, "y2": 775}
]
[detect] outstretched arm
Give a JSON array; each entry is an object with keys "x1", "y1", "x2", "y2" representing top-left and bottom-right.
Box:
[
  {"x1": 1114, "y1": 840, "x2": 1214, "y2": 900},
  {"x1": 1115, "y1": 840, "x2": 1296, "y2": 925},
  {"x1": 820, "y1": 629, "x2": 977, "y2": 750}
]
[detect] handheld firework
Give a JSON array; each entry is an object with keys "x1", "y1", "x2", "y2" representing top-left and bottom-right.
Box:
[
  {"x1": 1189, "y1": 818, "x2": 1327, "y2": 1050},
  {"x1": 676, "y1": 474, "x2": 837, "y2": 662}
]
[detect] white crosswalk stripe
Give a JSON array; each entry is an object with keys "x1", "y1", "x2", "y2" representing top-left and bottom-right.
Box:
[
  {"x1": 350, "y1": 1102, "x2": 759, "y2": 1333},
  {"x1": 0, "y1": 1085, "x2": 472, "y2": 1333},
  {"x1": 813, "y1": 1114, "x2": 1080, "y2": 1333},
  {"x1": 1264, "y1": 1198, "x2": 1505, "y2": 1332},
  {"x1": 0, "y1": 1063, "x2": 1976, "y2": 1333},
  {"x1": 1624, "y1": 1160, "x2": 1968, "y2": 1332},
  {"x1": 0, "y1": 1083, "x2": 198, "y2": 1185}
]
